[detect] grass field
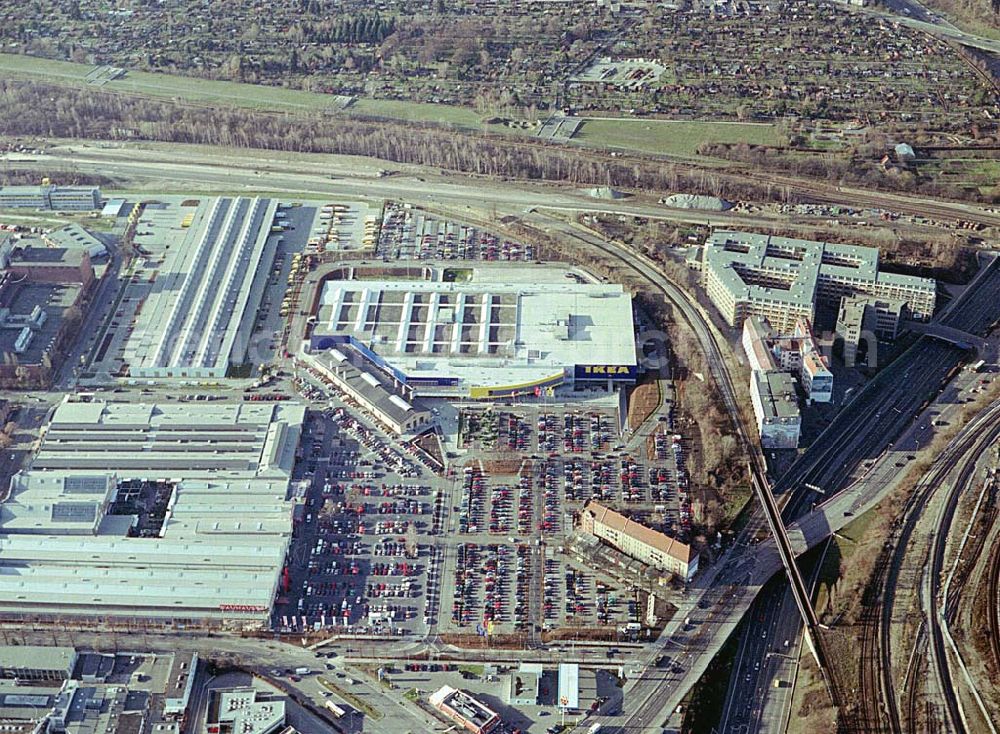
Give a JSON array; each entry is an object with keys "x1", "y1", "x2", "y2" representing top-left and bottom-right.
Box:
[
  {"x1": 0, "y1": 53, "x2": 343, "y2": 111},
  {"x1": 350, "y1": 98, "x2": 485, "y2": 128},
  {"x1": 0, "y1": 51, "x2": 783, "y2": 157},
  {"x1": 574, "y1": 118, "x2": 786, "y2": 155},
  {"x1": 0, "y1": 52, "x2": 500, "y2": 127}
]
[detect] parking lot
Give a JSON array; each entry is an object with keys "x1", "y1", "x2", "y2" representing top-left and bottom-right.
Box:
[
  {"x1": 458, "y1": 404, "x2": 687, "y2": 515},
  {"x1": 300, "y1": 200, "x2": 382, "y2": 254},
  {"x1": 376, "y1": 202, "x2": 534, "y2": 261},
  {"x1": 276, "y1": 375, "x2": 694, "y2": 642},
  {"x1": 274, "y1": 401, "x2": 448, "y2": 636},
  {"x1": 428, "y1": 401, "x2": 691, "y2": 638}
]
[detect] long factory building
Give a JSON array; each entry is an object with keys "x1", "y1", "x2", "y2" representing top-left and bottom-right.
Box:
[
  {"x1": 307, "y1": 270, "x2": 638, "y2": 400},
  {"x1": 0, "y1": 399, "x2": 304, "y2": 626},
  {"x1": 702, "y1": 230, "x2": 936, "y2": 332},
  {"x1": 0, "y1": 185, "x2": 101, "y2": 211},
  {"x1": 127, "y1": 196, "x2": 280, "y2": 379}
]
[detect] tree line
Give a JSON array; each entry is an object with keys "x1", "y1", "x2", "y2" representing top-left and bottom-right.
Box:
[
  {"x1": 0, "y1": 79, "x2": 805, "y2": 207},
  {"x1": 0, "y1": 167, "x2": 113, "y2": 187},
  {"x1": 302, "y1": 13, "x2": 397, "y2": 44}
]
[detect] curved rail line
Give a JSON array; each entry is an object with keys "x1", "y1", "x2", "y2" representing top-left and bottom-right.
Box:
[
  {"x1": 927, "y1": 405, "x2": 1000, "y2": 734},
  {"x1": 851, "y1": 400, "x2": 1000, "y2": 734},
  {"x1": 989, "y1": 525, "x2": 1000, "y2": 679}
]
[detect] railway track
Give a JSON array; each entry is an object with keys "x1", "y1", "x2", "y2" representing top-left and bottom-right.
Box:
[
  {"x1": 849, "y1": 399, "x2": 1000, "y2": 734},
  {"x1": 925, "y1": 415, "x2": 1000, "y2": 734},
  {"x1": 853, "y1": 542, "x2": 895, "y2": 733},
  {"x1": 988, "y1": 521, "x2": 1000, "y2": 676},
  {"x1": 904, "y1": 622, "x2": 927, "y2": 733},
  {"x1": 942, "y1": 476, "x2": 997, "y2": 622},
  {"x1": 550, "y1": 216, "x2": 996, "y2": 731}
]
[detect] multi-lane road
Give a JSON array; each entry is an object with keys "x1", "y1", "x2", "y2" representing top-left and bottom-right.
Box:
[
  {"x1": 718, "y1": 261, "x2": 1000, "y2": 734},
  {"x1": 12, "y1": 142, "x2": 1000, "y2": 231}
]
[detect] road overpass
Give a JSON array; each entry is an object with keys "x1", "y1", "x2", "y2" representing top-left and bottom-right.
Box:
[
  {"x1": 749, "y1": 461, "x2": 829, "y2": 674},
  {"x1": 582, "y1": 253, "x2": 1000, "y2": 732}
]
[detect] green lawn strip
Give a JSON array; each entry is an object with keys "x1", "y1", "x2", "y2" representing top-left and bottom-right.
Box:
[
  {"x1": 574, "y1": 118, "x2": 786, "y2": 156},
  {"x1": 1, "y1": 52, "x2": 785, "y2": 158}
]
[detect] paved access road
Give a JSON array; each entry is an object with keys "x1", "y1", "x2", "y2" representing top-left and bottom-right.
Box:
[{"x1": 16, "y1": 143, "x2": 1000, "y2": 230}]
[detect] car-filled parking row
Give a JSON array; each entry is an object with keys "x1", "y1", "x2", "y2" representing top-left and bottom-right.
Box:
[
  {"x1": 499, "y1": 411, "x2": 531, "y2": 452},
  {"x1": 539, "y1": 557, "x2": 635, "y2": 631},
  {"x1": 451, "y1": 542, "x2": 481, "y2": 627},
  {"x1": 620, "y1": 456, "x2": 645, "y2": 503},
  {"x1": 277, "y1": 412, "x2": 443, "y2": 635},
  {"x1": 539, "y1": 460, "x2": 560, "y2": 535},
  {"x1": 489, "y1": 483, "x2": 512, "y2": 534},
  {"x1": 537, "y1": 411, "x2": 613, "y2": 454},
  {"x1": 482, "y1": 544, "x2": 510, "y2": 627},
  {"x1": 290, "y1": 534, "x2": 430, "y2": 633},
  {"x1": 465, "y1": 407, "x2": 620, "y2": 456},
  {"x1": 331, "y1": 407, "x2": 422, "y2": 477},
  {"x1": 376, "y1": 203, "x2": 535, "y2": 261},
  {"x1": 514, "y1": 544, "x2": 533, "y2": 630},
  {"x1": 517, "y1": 470, "x2": 534, "y2": 534},
  {"x1": 458, "y1": 465, "x2": 486, "y2": 534},
  {"x1": 675, "y1": 436, "x2": 692, "y2": 536},
  {"x1": 446, "y1": 542, "x2": 524, "y2": 633}
]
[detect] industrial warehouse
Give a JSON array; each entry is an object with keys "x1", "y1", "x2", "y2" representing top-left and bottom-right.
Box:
[
  {"x1": 698, "y1": 230, "x2": 936, "y2": 332},
  {"x1": 0, "y1": 399, "x2": 304, "y2": 626},
  {"x1": 124, "y1": 196, "x2": 281, "y2": 379},
  {"x1": 0, "y1": 229, "x2": 101, "y2": 388},
  {"x1": 307, "y1": 267, "x2": 638, "y2": 400}
]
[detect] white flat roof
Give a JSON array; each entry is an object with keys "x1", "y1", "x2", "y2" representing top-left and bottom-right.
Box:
[
  {"x1": 125, "y1": 197, "x2": 279, "y2": 377},
  {"x1": 33, "y1": 400, "x2": 304, "y2": 480},
  {"x1": 316, "y1": 277, "x2": 635, "y2": 388},
  {"x1": 0, "y1": 400, "x2": 305, "y2": 621},
  {"x1": 558, "y1": 663, "x2": 579, "y2": 709},
  {"x1": 0, "y1": 646, "x2": 75, "y2": 672}
]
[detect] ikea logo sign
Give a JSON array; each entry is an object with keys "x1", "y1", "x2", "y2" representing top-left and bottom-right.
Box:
[
  {"x1": 575, "y1": 364, "x2": 637, "y2": 381},
  {"x1": 581, "y1": 365, "x2": 631, "y2": 375}
]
